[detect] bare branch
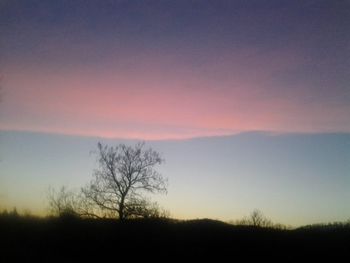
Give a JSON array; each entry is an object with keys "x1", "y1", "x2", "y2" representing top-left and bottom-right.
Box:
[{"x1": 83, "y1": 142, "x2": 167, "y2": 220}]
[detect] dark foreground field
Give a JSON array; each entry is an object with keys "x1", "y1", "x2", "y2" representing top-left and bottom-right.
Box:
[{"x1": 1, "y1": 215, "x2": 349, "y2": 261}]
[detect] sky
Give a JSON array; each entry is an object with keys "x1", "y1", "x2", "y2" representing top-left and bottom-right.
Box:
[
  {"x1": 1, "y1": 131, "x2": 349, "y2": 226},
  {"x1": 0, "y1": 0, "x2": 349, "y2": 225}
]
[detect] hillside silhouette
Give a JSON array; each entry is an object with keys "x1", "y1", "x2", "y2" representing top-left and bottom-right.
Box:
[{"x1": 1, "y1": 212, "x2": 349, "y2": 261}]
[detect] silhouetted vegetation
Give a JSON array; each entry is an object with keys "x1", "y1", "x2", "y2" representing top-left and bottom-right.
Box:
[
  {"x1": 230, "y1": 209, "x2": 289, "y2": 230},
  {"x1": 47, "y1": 142, "x2": 168, "y2": 220},
  {"x1": 82, "y1": 142, "x2": 167, "y2": 220},
  {"x1": 234, "y1": 209, "x2": 272, "y2": 227},
  {"x1": 0, "y1": 210, "x2": 349, "y2": 261},
  {"x1": 47, "y1": 186, "x2": 80, "y2": 218}
]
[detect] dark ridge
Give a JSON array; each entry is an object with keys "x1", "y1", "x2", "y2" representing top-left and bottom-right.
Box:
[{"x1": 1, "y1": 215, "x2": 349, "y2": 261}]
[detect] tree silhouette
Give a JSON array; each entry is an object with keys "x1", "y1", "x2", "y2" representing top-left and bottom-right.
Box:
[
  {"x1": 82, "y1": 142, "x2": 167, "y2": 220},
  {"x1": 47, "y1": 186, "x2": 78, "y2": 217},
  {"x1": 249, "y1": 209, "x2": 272, "y2": 227},
  {"x1": 235, "y1": 209, "x2": 273, "y2": 227}
]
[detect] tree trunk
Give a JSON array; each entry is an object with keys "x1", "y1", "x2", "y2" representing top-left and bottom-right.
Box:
[{"x1": 119, "y1": 196, "x2": 125, "y2": 221}]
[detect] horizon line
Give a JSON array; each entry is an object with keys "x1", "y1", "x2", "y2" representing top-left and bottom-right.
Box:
[{"x1": 1, "y1": 128, "x2": 349, "y2": 142}]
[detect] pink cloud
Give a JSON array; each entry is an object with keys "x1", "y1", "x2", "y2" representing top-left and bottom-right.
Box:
[{"x1": 1, "y1": 49, "x2": 349, "y2": 140}]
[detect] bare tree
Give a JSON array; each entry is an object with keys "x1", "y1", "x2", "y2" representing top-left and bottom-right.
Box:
[
  {"x1": 235, "y1": 209, "x2": 273, "y2": 228},
  {"x1": 82, "y1": 142, "x2": 167, "y2": 220},
  {"x1": 250, "y1": 209, "x2": 269, "y2": 227},
  {"x1": 47, "y1": 186, "x2": 79, "y2": 217},
  {"x1": 47, "y1": 185, "x2": 110, "y2": 219}
]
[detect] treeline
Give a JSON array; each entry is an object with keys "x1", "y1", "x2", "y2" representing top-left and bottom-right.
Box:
[
  {"x1": 1, "y1": 207, "x2": 350, "y2": 232},
  {"x1": 1, "y1": 209, "x2": 350, "y2": 261}
]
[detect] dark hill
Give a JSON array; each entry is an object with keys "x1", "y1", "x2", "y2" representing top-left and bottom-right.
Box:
[{"x1": 0, "y1": 215, "x2": 349, "y2": 261}]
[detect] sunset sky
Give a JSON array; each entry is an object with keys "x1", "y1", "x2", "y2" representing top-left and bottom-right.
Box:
[{"x1": 0, "y1": 0, "x2": 349, "y2": 225}]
